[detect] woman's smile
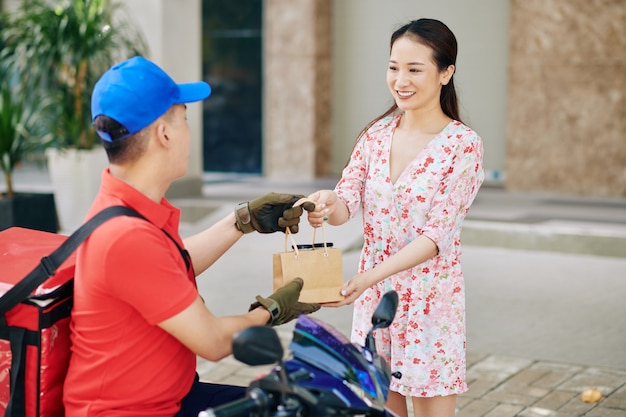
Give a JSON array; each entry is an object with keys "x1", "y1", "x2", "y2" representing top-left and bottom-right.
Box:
[{"x1": 396, "y1": 91, "x2": 416, "y2": 98}]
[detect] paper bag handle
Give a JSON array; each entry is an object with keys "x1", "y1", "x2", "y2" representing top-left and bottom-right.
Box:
[
  {"x1": 284, "y1": 223, "x2": 330, "y2": 257},
  {"x1": 285, "y1": 197, "x2": 330, "y2": 257}
]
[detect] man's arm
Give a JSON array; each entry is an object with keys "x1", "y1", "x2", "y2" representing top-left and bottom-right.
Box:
[
  {"x1": 158, "y1": 295, "x2": 269, "y2": 361},
  {"x1": 183, "y1": 193, "x2": 314, "y2": 275},
  {"x1": 183, "y1": 212, "x2": 242, "y2": 275},
  {"x1": 158, "y1": 278, "x2": 319, "y2": 361}
]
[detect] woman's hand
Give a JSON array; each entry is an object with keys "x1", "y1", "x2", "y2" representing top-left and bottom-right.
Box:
[
  {"x1": 306, "y1": 190, "x2": 339, "y2": 227},
  {"x1": 322, "y1": 270, "x2": 377, "y2": 307}
]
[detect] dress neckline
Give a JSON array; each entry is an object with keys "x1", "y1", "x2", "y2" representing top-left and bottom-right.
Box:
[{"x1": 388, "y1": 116, "x2": 455, "y2": 187}]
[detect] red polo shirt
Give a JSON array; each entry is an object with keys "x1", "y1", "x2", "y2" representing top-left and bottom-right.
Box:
[{"x1": 63, "y1": 169, "x2": 198, "y2": 417}]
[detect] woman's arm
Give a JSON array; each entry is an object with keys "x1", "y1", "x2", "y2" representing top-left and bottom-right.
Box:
[{"x1": 327, "y1": 234, "x2": 438, "y2": 307}]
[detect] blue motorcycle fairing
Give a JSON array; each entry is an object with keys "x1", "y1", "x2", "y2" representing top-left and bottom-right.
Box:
[{"x1": 287, "y1": 314, "x2": 390, "y2": 411}]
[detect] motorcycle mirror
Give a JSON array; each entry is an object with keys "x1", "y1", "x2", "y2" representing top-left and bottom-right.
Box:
[
  {"x1": 232, "y1": 326, "x2": 284, "y2": 366},
  {"x1": 371, "y1": 290, "x2": 399, "y2": 331},
  {"x1": 365, "y1": 291, "x2": 399, "y2": 352}
]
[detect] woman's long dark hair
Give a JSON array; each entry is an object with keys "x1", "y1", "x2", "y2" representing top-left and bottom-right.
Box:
[{"x1": 354, "y1": 18, "x2": 461, "y2": 145}]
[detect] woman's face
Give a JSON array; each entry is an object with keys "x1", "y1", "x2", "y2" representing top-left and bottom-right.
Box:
[{"x1": 386, "y1": 35, "x2": 454, "y2": 114}]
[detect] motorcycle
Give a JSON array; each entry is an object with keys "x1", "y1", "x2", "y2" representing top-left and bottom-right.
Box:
[{"x1": 199, "y1": 290, "x2": 400, "y2": 417}]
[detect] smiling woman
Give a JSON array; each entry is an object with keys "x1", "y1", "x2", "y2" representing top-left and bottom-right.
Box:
[{"x1": 305, "y1": 18, "x2": 485, "y2": 417}]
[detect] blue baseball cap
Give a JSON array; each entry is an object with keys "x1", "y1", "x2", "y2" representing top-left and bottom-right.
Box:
[{"x1": 91, "y1": 56, "x2": 211, "y2": 142}]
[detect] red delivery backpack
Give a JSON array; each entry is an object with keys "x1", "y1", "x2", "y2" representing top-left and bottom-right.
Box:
[{"x1": 0, "y1": 206, "x2": 144, "y2": 417}]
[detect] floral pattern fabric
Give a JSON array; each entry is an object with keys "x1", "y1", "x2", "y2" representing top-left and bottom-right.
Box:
[{"x1": 335, "y1": 114, "x2": 484, "y2": 397}]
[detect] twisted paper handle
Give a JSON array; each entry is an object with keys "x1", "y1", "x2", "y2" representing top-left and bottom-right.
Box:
[{"x1": 284, "y1": 198, "x2": 330, "y2": 257}]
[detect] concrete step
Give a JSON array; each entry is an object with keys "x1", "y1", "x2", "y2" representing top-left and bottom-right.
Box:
[
  {"x1": 462, "y1": 220, "x2": 626, "y2": 258},
  {"x1": 178, "y1": 181, "x2": 626, "y2": 258},
  {"x1": 464, "y1": 187, "x2": 626, "y2": 258}
]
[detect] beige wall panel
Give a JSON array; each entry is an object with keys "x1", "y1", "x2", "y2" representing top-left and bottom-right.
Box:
[
  {"x1": 507, "y1": 0, "x2": 626, "y2": 196},
  {"x1": 264, "y1": 0, "x2": 331, "y2": 179},
  {"x1": 125, "y1": 0, "x2": 204, "y2": 197}
]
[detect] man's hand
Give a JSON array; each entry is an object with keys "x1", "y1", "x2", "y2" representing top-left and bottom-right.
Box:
[
  {"x1": 235, "y1": 193, "x2": 315, "y2": 234},
  {"x1": 249, "y1": 277, "x2": 320, "y2": 326}
]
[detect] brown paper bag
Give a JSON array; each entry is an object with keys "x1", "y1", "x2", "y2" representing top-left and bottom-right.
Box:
[{"x1": 273, "y1": 202, "x2": 344, "y2": 303}]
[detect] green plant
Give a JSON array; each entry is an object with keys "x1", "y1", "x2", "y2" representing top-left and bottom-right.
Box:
[
  {"x1": 0, "y1": 85, "x2": 24, "y2": 198},
  {"x1": 0, "y1": 79, "x2": 48, "y2": 198},
  {"x1": 0, "y1": 59, "x2": 48, "y2": 197},
  {"x1": 0, "y1": 0, "x2": 147, "y2": 150}
]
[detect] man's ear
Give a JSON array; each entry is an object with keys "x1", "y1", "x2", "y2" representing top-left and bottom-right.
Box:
[{"x1": 154, "y1": 121, "x2": 171, "y2": 148}]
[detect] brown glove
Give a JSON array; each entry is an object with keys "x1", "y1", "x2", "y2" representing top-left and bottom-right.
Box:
[
  {"x1": 235, "y1": 193, "x2": 315, "y2": 234},
  {"x1": 249, "y1": 277, "x2": 320, "y2": 326}
]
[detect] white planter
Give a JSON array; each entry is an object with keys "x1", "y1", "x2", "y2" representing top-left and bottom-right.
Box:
[{"x1": 46, "y1": 148, "x2": 109, "y2": 233}]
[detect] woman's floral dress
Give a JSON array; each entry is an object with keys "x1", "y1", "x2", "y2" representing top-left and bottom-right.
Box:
[{"x1": 335, "y1": 114, "x2": 484, "y2": 397}]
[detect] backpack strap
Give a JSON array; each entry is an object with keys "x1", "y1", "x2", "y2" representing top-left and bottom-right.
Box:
[
  {"x1": 0, "y1": 206, "x2": 144, "y2": 314},
  {"x1": 161, "y1": 228, "x2": 191, "y2": 272}
]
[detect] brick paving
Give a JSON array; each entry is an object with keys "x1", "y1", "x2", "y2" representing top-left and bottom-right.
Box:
[
  {"x1": 197, "y1": 337, "x2": 626, "y2": 417},
  {"x1": 458, "y1": 354, "x2": 626, "y2": 416}
]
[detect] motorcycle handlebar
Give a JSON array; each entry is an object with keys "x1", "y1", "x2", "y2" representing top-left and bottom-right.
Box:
[{"x1": 198, "y1": 387, "x2": 270, "y2": 417}]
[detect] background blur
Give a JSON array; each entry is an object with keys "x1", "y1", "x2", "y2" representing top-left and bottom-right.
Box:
[{"x1": 2, "y1": 0, "x2": 624, "y2": 197}]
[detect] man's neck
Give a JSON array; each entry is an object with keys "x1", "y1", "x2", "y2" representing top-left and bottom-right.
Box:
[{"x1": 109, "y1": 163, "x2": 169, "y2": 203}]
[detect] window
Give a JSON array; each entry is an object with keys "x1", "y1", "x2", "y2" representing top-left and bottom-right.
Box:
[{"x1": 202, "y1": 0, "x2": 262, "y2": 174}]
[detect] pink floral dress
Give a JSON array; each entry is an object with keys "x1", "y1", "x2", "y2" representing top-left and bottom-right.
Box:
[{"x1": 335, "y1": 114, "x2": 484, "y2": 397}]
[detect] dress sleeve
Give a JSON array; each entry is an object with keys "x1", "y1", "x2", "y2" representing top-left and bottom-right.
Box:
[
  {"x1": 335, "y1": 129, "x2": 373, "y2": 219},
  {"x1": 101, "y1": 223, "x2": 198, "y2": 325},
  {"x1": 420, "y1": 130, "x2": 485, "y2": 253}
]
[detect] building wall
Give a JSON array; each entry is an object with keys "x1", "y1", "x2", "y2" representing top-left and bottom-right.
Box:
[
  {"x1": 506, "y1": 0, "x2": 626, "y2": 196},
  {"x1": 126, "y1": 0, "x2": 205, "y2": 197},
  {"x1": 5, "y1": 0, "x2": 624, "y2": 197},
  {"x1": 263, "y1": 0, "x2": 332, "y2": 179}
]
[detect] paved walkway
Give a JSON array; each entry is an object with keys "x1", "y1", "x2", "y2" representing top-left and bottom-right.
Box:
[
  {"x1": 5, "y1": 167, "x2": 626, "y2": 416},
  {"x1": 182, "y1": 177, "x2": 626, "y2": 417},
  {"x1": 199, "y1": 350, "x2": 626, "y2": 417}
]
